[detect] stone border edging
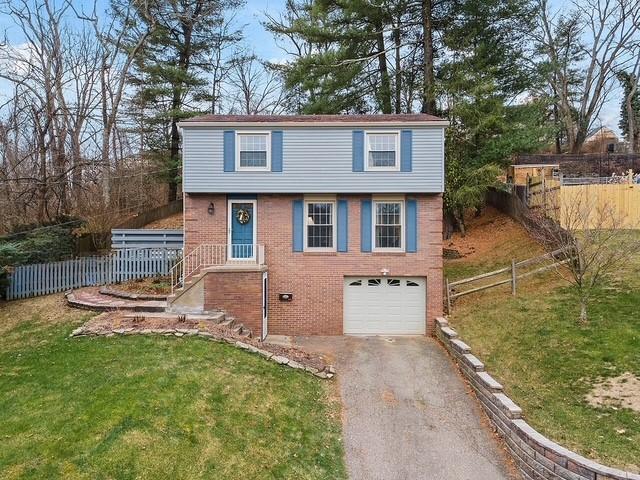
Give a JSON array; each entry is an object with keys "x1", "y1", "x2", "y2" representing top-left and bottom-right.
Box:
[
  {"x1": 99, "y1": 287, "x2": 168, "y2": 301},
  {"x1": 69, "y1": 325, "x2": 335, "y2": 380},
  {"x1": 435, "y1": 317, "x2": 640, "y2": 480}
]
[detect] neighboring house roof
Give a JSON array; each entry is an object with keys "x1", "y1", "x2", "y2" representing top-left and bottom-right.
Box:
[
  {"x1": 179, "y1": 113, "x2": 447, "y2": 126},
  {"x1": 585, "y1": 126, "x2": 619, "y2": 143}
]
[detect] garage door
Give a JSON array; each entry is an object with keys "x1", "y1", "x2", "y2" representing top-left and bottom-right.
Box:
[{"x1": 343, "y1": 277, "x2": 426, "y2": 335}]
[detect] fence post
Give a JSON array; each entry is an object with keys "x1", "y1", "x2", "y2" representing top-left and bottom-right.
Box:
[
  {"x1": 511, "y1": 259, "x2": 517, "y2": 296},
  {"x1": 445, "y1": 278, "x2": 452, "y2": 314}
]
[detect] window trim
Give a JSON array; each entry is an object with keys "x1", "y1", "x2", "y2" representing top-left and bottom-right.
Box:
[
  {"x1": 364, "y1": 131, "x2": 400, "y2": 171},
  {"x1": 372, "y1": 197, "x2": 405, "y2": 252},
  {"x1": 235, "y1": 131, "x2": 271, "y2": 171},
  {"x1": 303, "y1": 196, "x2": 337, "y2": 252}
]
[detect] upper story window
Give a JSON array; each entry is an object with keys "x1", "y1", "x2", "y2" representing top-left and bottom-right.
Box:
[
  {"x1": 366, "y1": 132, "x2": 399, "y2": 170},
  {"x1": 237, "y1": 132, "x2": 270, "y2": 170},
  {"x1": 305, "y1": 200, "x2": 336, "y2": 251},
  {"x1": 373, "y1": 199, "x2": 404, "y2": 251}
]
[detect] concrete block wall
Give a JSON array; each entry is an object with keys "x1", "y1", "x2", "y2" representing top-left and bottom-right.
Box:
[{"x1": 435, "y1": 317, "x2": 640, "y2": 480}]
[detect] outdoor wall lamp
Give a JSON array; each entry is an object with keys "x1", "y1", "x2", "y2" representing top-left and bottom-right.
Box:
[
  {"x1": 381, "y1": 268, "x2": 389, "y2": 276},
  {"x1": 208, "y1": 202, "x2": 215, "y2": 215}
]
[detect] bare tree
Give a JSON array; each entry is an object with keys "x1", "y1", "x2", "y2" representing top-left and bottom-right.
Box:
[
  {"x1": 534, "y1": 0, "x2": 640, "y2": 153},
  {"x1": 227, "y1": 54, "x2": 287, "y2": 115},
  {"x1": 526, "y1": 187, "x2": 640, "y2": 323}
]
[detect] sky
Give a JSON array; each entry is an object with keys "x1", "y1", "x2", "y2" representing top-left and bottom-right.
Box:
[{"x1": 0, "y1": 0, "x2": 623, "y2": 135}]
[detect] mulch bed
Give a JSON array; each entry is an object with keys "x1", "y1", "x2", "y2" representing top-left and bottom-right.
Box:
[
  {"x1": 74, "y1": 312, "x2": 333, "y2": 377},
  {"x1": 113, "y1": 277, "x2": 172, "y2": 296}
]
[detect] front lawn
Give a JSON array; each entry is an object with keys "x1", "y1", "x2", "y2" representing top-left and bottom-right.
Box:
[
  {"x1": 0, "y1": 296, "x2": 346, "y2": 480},
  {"x1": 445, "y1": 209, "x2": 640, "y2": 471}
]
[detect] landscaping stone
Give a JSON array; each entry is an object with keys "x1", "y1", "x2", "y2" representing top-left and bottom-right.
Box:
[
  {"x1": 477, "y1": 371, "x2": 504, "y2": 392},
  {"x1": 435, "y1": 320, "x2": 640, "y2": 480},
  {"x1": 440, "y1": 326, "x2": 458, "y2": 339},
  {"x1": 287, "y1": 359, "x2": 305, "y2": 370},
  {"x1": 70, "y1": 310, "x2": 333, "y2": 379},
  {"x1": 70, "y1": 327, "x2": 84, "y2": 337},
  {"x1": 271, "y1": 355, "x2": 290, "y2": 365}
]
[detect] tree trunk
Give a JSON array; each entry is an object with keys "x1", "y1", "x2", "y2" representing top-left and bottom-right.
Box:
[
  {"x1": 421, "y1": 0, "x2": 436, "y2": 115},
  {"x1": 393, "y1": 21, "x2": 401, "y2": 114},
  {"x1": 375, "y1": 27, "x2": 392, "y2": 114},
  {"x1": 454, "y1": 209, "x2": 466, "y2": 237},
  {"x1": 443, "y1": 211, "x2": 456, "y2": 240},
  {"x1": 571, "y1": 127, "x2": 587, "y2": 154},
  {"x1": 579, "y1": 297, "x2": 588, "y2": 324},
  {"x1": 626, "y1": 78, "x2": 638, "y2": 154},
  {"x1": 553, "y1": 101, "x2": 562, "y2": 153}
]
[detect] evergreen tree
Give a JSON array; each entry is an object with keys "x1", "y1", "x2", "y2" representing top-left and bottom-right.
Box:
[
  {"x1": 126, "y1": 0, "x2": 242, "y2": 202},
  {"x1": 617, "y1": 71, "x2": 640, "y2": 153},
  {"x1": 265, "y1": 0, "x2": 449, "y2": 114},
  {"x1": 439, "y1": 0, "x2": 550, "y2": 234}
]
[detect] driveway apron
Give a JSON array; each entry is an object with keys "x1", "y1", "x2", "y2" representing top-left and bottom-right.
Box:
[{"x1": 295, "y1": 336, "x2": 518, "y2": 480}]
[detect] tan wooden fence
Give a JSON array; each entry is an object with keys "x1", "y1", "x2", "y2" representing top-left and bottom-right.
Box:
[{"x1": 525, "y1": 171, "x2": 640, "y2": 229}]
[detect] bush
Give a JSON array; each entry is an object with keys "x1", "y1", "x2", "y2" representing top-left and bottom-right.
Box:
[{"x1": 0, "y1": 221, "x2": 80, "y2": 298}]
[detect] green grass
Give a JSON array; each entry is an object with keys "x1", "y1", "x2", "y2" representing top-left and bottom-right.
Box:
[
  {"x1": 446, "y1": 226, "x2": 640, "y2": 471},
  {"x1": 0, "y1": 297, "x2": 346, "y2": 480}
]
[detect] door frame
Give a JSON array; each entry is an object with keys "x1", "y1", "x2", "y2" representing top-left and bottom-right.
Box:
[
  {"x1": 262, "y1": 271, "x2": 268, "y2": 340},
  {"x1": 227, "y1": 199, "x2": 258, "y2": 261}
]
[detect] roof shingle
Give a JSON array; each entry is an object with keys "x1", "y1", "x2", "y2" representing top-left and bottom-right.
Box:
[{"x1": 180, "y1": 113, "x2": 445, "y2": 124}]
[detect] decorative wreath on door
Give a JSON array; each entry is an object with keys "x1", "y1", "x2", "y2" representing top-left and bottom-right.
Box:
[{"x1": 236, "y1": 208, "x2": 251, "y2": 224}]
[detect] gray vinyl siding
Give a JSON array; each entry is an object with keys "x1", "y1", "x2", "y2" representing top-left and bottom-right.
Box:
[{"x1": 182, "y1": 126, "x2": 444, "y2": 193}]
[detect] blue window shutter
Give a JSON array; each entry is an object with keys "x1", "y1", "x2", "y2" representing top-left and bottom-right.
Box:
[
  {"x1": 352, "y1": 130, "x2": 364, "y2": 172},
  {"x1": 360, "y1": 199, "x2": 372, "y2": 252},
  {"x1": 406, "y1": 198, "x2": 418, "y2": 253},
  {"x1": 401, "y1": 130, "x2": 412, "y2": 172},
  {"x1": 293, "y1": 200, "x2": 304, "y2": 252},
  {"x1": 271, "y1": 131, "x2": 283, "y2": 172},
  {"x1": 223, "y1": 130, "x2": 235, "y2": 172},
  {"x1": 337, "y1": 199, "x2": 348, "y2": 252}
]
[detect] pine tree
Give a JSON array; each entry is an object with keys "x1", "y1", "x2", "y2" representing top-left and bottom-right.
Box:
[
  {"x1": 126, "y1": 0, "x2": 242, "y2": 202},
  {"x1": 265, "y1": 0, "x2": 448, "y2": 114},
  {"x1": 618, "y1": 71, "x2": 640, "y2": 153}
]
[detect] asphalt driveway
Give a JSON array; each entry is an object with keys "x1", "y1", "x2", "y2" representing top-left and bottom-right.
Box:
[{"x1": 295, "y1": 336, "x2": 518, "y2": 480}]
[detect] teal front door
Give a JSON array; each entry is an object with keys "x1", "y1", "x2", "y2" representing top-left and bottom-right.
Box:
[{"x1": 230, "y1": 201, "x2": 255, "y2": 259}]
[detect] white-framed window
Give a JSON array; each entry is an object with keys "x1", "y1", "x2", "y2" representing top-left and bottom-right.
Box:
[
  {"x1": 304, "y1": 198, "x2": 336, "y2": 251},
  {"x1": 236, "y1": 132, "x2": 271, "y2": 170},
  {"x1": 373, "y1": 199, "x2": 404, "y2": 251},
  {"x1": 365, "y1": 132, "x2": 400, "y2": 170}
]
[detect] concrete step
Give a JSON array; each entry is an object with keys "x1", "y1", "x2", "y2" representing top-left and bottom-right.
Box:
[
  {"x1": 231, "y1": 325, "x2": 243, "y2": 335},
  {"x1": 219, "y1": 318, "x2": 235, "y2": 328}
]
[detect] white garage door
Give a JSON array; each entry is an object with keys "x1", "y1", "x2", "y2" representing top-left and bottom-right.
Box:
[{"x1": 343, "y1": 277, "x2": 426, "y2": 335}]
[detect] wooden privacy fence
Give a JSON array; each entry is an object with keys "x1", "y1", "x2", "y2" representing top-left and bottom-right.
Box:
[
  {"x1": 445, "y1": 247, "x2": 572, "y2": 312},
  {"x1": 524, "y1": 171, "x2": 640, "y2": 229},
  {"x1": 111, "y1": 229, "x2": 184, "y2": 250},
  {"x1": 6, "y1": 248, "x2": 182, "y2": 300}
]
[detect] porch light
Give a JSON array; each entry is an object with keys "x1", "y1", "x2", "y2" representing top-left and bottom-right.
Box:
[
  {"x1": 208, "y1": 202, "x2": 215, "y2": 215},
  {"x1": 381, "y1": 268, "x2": 389, "y2": 276}
]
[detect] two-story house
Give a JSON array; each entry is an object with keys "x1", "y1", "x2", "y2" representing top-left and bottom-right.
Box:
[{"x1": 170, "y1": 114, "x2": 446, "y2": 340}]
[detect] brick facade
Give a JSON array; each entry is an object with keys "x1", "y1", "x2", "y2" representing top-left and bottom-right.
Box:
[
  {"x1": 203, "y1": 269, "x2": 264, "y2": 336},
  {"x1": 184, "y1": 192, "x2": 443, "y2": 336}
]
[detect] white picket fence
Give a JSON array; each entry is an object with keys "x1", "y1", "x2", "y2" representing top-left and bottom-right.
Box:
[{"x1": 5, "y1": 248, "x2": 182, "y2": 300}]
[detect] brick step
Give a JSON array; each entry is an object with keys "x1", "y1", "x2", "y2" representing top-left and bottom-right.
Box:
[
  {"x1": 99, "y1": 287, "x2": 168, "y2": 301},
  {"x1": 66, "y1": 289, "x2": 167, "y2": 313}
]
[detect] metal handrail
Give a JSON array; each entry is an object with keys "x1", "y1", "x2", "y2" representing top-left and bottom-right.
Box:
[{"x1": 170, "y1": 244, "x2": 265, "y2": 293}]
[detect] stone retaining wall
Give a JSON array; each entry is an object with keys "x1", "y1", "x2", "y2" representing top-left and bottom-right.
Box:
[{"x1": 435, "y1": 317, "x2": 639, "y2": 480}]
